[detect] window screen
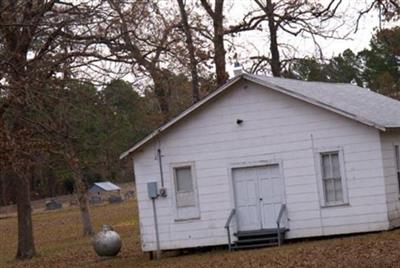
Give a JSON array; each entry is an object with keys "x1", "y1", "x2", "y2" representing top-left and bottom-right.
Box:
[
  {"x1": 321, "y1": 152, "x2": 343, "y2": 204},
  {"x1": 175, "y1": 166, "x2": 193, "y2": 193},
  {"x1": 174, "y1": 166, "x2": 196, "y2": 208}
]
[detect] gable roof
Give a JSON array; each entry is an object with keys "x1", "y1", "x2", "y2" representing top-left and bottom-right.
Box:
[
  {"x1": 91, "y1": 182, "x2": 120, "y2": 192},
  {"x1": 120, "y1": 73, "x2": 400, "y2": 159},
  {"x1": 248, "y1": 75, "x2": 400, "y2": 129}
]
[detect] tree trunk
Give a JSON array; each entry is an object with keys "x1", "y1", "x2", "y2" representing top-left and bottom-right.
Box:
[
  {"x1": 154, "y1": 86, "x2": 169, "y2": 119},
  {"x1": 0, "y1": 171, "x2": 7, "y2": 206},
  {"x1": 177, "y1": 0, "x2": 200, "y2": 103},
  {"x1": 15, "y1": 173, "x2": 36, "y2": 259},
  {"x1": 153, "y1": 74, "x2": 171, "y2": 120},
  {"x1": 66, "y1": 148, "x2": 94, "y2": 236},
  {"x1": 267, "y1": 0, "x2": 281, "y2": 77},
  {"x1": 48, "y1": 171, "x2": 56, "y2": 197},
  {"x1": 200, "y1": 0, "x2": 228, "y2": 86},
  {"x1": 75, "y1": 176, "x2": 93, "y2": 236},
  {"x1": 7, "y1": 76, "x2": 37, "y2": 259},
  {"x1": 30, "y1": 167, "x2": 36, "y2": 199},
  {"x1": 213, "y1": 0, "x2": 228, "y2": 86}
]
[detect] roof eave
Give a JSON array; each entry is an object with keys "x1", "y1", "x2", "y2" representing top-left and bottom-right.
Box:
[{"x1": 386, "y1": 126, "x2": 400, "y2": 130}]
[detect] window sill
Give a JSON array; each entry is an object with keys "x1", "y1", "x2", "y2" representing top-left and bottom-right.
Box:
[
  {"x1": 174, "y1": 217, "x2": 201, "y2": 223},
  {"x1": 321, "y1": 202, "x2": 350, "y2": 208}
]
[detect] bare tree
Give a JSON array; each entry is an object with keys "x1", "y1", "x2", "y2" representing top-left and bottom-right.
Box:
[
  {"x1": 27, "y1": 80, "x2": 105, "y2": 236},
  {"x1": 177, "y1": 0, "x2": 200, "y2": 103},
  {"x1": 356, "y1": 0, "x2": 400, "y2": 31},
  {"x1": 0, "y1": 1, "x2": 58, "y2": 258},
  {"x1": 92, "y1": 0, "x2": 186, "y2": 119},
  {"x1": 0, "y1": 0, "x2": 103, "y2": 258},
  {"x1": 250, "y1": 0, "x2": 343, "y2": 76},
  {"x1": 195, "y1": 1, "x2": 268, "y2": 85},
  {"x1": 200, "y1": 0, "x2": 229, "y2": 86}
]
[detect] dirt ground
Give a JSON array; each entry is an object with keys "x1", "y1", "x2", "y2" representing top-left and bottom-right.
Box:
[{"x1": 2, "y1": 200, "x2": 400, "y2": 268}]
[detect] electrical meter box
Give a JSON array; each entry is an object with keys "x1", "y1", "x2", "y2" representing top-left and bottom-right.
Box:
[{"x1": 147, "y1": 182, "x2": 158, "y2": 199}]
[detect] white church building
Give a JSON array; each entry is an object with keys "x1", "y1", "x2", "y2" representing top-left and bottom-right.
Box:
[{"x1": 121, "y1": 74, "x2": 400, "y2": 252}]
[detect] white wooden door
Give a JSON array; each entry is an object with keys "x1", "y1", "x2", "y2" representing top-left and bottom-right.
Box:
[
  {"x1": 233, "y1": 164, "x2": 284, "y2": 231},
  {"x1": 232, "y1": 167, "x2": 261, "y2": 231},
  {"x1": 258, "y1": 165, "x2": 284, "y2": 229}
]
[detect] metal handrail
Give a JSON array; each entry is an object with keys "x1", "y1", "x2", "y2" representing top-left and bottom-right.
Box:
[
  {"x1": 225, "y1": 208, "x2": 236, "y2": 251},
  {"x1": 276, "y1": 204, "x2": 286, "y2": 246}
]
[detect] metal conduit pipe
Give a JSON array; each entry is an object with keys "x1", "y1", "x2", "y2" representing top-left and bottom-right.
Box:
[{"x1": 157, "y1": 148, "x2": 165, "y2": 188}]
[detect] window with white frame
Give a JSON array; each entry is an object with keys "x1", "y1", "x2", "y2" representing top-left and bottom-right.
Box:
[
  {"x1": 175, "y1": 166, "x2": 193, "y2": 193},
  {"x1": 174, "y1": 166, "x2": 196, "y2": 207},
  {"x1": 395, "y1": 145, "x2": 400, "y2": 192},
  {"x1": 320, "y1": 151, "x2": 345, "y2": 205},
  {"x1": 172, "y1": 163, "x2": 200, "y2": 220}
]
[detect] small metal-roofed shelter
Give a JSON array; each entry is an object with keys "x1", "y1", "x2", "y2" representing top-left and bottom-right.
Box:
[{"x1": 89, "y1": 182, "x2": 121, "y2": 203}]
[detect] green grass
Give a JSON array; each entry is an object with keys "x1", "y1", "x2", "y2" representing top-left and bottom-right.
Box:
[{"x1": 2, "y1": 200, "x2": 400, "y2": 267}]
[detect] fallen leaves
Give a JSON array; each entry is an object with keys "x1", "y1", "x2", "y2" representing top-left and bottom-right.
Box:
[{"x1": 2, "y1": 200, "x2": 400, "y2": 268}]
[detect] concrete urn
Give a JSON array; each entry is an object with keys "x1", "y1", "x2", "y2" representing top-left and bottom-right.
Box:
[{"x1": 92, "y1": 225, "x2": 122, "y2": 257}]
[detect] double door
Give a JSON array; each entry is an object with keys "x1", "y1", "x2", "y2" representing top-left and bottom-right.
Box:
[{"x1": 233, "y1": 164, "x2": 284, "y2": 231}]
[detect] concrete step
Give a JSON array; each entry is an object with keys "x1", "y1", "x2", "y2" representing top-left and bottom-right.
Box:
[
  {"x1": 235, "y1": 228, "x2": 287, "y2": 239},
  {"x1": 232, "y1": 241, "x2": 279, "y2": 250},
  {"x1": 235, "y1": 236, "x2": 278, "y2": 245}
]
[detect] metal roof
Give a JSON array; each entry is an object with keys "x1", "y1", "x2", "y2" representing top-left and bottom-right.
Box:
[
  {"x1": 120, "y1": 73, "x2": 400, "y2": 159},
  {"x1": 248, "y1": 74, "x2": 400, "y2": 129},
  {"x1": 92, "y1": 182, "x2": 120, "y2": 192}
]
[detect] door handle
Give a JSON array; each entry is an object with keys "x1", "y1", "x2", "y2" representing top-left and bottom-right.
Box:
[{"x1": 259, "y1": 198, "x2": 263, "y2": 201}]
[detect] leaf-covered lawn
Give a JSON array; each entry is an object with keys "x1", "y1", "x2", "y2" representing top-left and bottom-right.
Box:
[{"x1": 2, "y1": 200, "x2": 400, "y2": 267}]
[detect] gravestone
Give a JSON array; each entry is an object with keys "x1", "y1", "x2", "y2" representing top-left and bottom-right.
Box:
[
  {"x1": 45, "y1": 199, "x2": 62, "y2": 210},
  {"x1": 90, "y1": 195, "x2": 103, "y2": 204},
  {"x1": 108, "y1": 195, "x2": 123, "y2": 204},
  {"x1": 124, "y1": 190, "x2": 135, "y2": 199}
]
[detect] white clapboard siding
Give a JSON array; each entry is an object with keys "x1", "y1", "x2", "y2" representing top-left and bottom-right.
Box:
[
  {"x1": 380, "y1": 130, "x2": 400, "y2": 227},
  {"x1": 133, "y1": 81, "x2": 390, "y2": 251}
]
